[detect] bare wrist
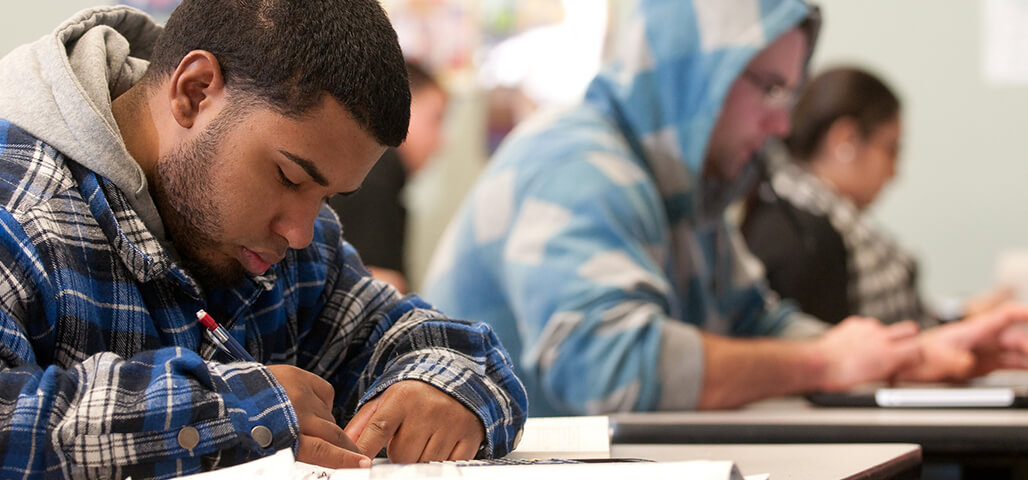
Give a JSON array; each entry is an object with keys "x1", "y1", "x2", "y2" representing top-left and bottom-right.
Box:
[{"x1": 796, "y1": 340, "x2": 831, "y2": 392}]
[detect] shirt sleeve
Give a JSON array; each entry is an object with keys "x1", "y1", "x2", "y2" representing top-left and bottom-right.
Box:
[
  {"x1": 484, "y1": 152, "x2": 819, "y2": 414},
  {"x1": 0, "y1": 212, "x2": 300, "y2": 480},
  {"x1": 296, "y1": 216, "x2": 527, "y2": 459},
  {"x1": 0, "y1": 318, "x2": 299, "y2": 479},
  {"x1": 480, "y1": 157, "x2": 710, "y2": 414}
]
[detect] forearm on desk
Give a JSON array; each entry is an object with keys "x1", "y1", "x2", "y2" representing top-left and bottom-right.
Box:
[
  {"x1": 697, "y1": 333, "x2": 826, "y2": 409},
  {"x1": 351, "y1": 306, "x2": 528, "y2": 458},
  {"x1": 0, "y1": 348, "x2": 297, "y2": 478},
  {"x1": 309, "y1": 243, "x2": 527, "y2": 457}
]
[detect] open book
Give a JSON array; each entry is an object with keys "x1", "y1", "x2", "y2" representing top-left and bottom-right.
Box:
[
  {"x1": 293, "y1": 456, "x2": 753, "y2": 480},
  {"x1": 171, "y1": 449, "x2": 754, "y2": 480},
  {"x1": 171, "y1": 416, "x2": 765, "y2": 480},
  {"x1": 506, "y1": 415, "x2": 611, "y2": 459}
]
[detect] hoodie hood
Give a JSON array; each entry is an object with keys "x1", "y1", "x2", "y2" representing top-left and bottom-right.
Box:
[
  {"x1": 585, "y1": 0, "x2": 814, "y2": 224},
  {"x1": 0, "y1": 6, "x2": 165, "y2": 238}
]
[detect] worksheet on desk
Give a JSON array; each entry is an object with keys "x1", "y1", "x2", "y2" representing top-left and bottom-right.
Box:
[
  {"x1": 166, "y1": 448, "x2": 765, "y2": 480},
  {"x1": 167, "y1": 415, "x2": 769, "y2": 480},
  {"x1": 293, "y1": 459, "x2": 758, "y2": 480}
]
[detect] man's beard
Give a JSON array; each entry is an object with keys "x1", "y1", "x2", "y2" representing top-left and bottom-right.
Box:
[
  {"x1": 152, "y1": 113, "x2": 246, "y2": 290},
  {"x1": 700, "y1": 152, "x2": 762, "y2": 225}
]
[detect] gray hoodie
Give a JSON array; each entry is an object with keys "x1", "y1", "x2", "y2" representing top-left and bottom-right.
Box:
[{"x1": 0, "y1": 6, "x2": 165, "y2": 239}]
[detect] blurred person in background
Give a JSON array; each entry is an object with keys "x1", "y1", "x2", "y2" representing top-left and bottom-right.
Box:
[
  {"x1": 331, "y1": 61, "x2": 448, "y2": 293},
  {"x1": 742, "y1": 66, "x2": 1010, "y2": 327},
  {"x1": 425, "y1": 0, "x2": 1028, "y2": 416}
]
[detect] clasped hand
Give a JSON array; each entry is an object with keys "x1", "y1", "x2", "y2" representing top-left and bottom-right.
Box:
[
  {"x1": 266, "y1": 366, "x2": 485, "y2": 468},
  {"x1": 897, "y1": 303, "x2": 1028, "y2": 382},
  {"x1": 816, "y1": 303, "x2": 1028, "y2": 391}
]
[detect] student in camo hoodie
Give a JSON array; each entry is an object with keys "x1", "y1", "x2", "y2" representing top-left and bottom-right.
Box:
[{"x1": 425, "y1": 0, "x2": 1028, "y2": 416}]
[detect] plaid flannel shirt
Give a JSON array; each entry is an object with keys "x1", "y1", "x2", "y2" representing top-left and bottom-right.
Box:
[{"x1": 0, "y1": 120, "x2": 527, "y2": 480}]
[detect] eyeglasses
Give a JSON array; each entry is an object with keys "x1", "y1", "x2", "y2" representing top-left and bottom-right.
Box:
[{"x1": 740, "y1": 69, "x2": 796, "y2": 110}]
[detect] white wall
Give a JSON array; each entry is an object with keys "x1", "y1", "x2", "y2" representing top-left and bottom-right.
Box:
[
  {"x1": 810, "y1": 0, "x2": 1028, "y2": 303},
  {"x1": 0, "y1": 2, "x2": 104, "y2": 55}
]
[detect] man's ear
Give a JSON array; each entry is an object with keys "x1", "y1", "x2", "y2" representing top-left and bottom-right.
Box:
[{"x1": 167, "y1": 50, "x2": 226, "y2": 129}]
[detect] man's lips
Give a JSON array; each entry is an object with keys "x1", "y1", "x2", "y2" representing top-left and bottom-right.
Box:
[{"x1": 240, "y1": 247, "x2": 284, "y2": 274}]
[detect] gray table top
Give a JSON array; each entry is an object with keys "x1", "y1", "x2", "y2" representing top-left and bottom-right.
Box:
[{"x1": 612, "y1": 443, "x2": 921, "y2": 480}]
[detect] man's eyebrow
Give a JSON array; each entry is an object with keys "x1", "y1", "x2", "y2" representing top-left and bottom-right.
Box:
[
  {"x1": 755, "y1": 69, "x2": 788, "y2": 85},
  {"x1": 767, "y1": 72, "x2": 790, "y2": 87},
  {"x1": 279, "y1": 150, "x2": 329, "y2": 187}
]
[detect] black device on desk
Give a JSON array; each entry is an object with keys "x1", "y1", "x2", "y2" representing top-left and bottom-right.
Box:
[{"x1": 806, "y1": 374, "x2": 1028, "y2": 408}]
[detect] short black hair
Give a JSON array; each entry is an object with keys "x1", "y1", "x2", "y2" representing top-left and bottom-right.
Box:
[{"x1": 147, "y1": 0, "x2": 410, "y2": 147}]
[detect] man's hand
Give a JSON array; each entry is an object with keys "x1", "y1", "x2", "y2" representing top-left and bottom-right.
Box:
[
  {"x1": 266, "y1": 365, "x2": 371, "y2": 468},
  {"x1": 343, "y1": 380, "x2": 485, "y2": 463},
  {"x1": 813, "y1": 316, "x2": 922, "y2": 391},
  {"x1": 898, "y1": 303, "x2": 1028, "y2": 382},
  {"x1": 963, "y1": 286, "x2": 1014, "y2": 318}
]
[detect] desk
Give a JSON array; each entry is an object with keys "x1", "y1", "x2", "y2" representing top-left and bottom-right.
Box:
[
  {"x1": 611, "y1": 397, "x2": 1028, "y2": 469},
  {"x1": 612, "y1": 443, "x2": 921, "y2": 480},
  {"x1": 611, "y1": 397, "x2": 1028, "y2": 456}
]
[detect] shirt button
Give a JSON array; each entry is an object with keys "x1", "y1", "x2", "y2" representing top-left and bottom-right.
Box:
[
  {"x1": 177, "y1": 426, "x2": 200, "y2": 450},
  {"x1": 251, "y1": 425, "x2": 274, "y2": 448}
]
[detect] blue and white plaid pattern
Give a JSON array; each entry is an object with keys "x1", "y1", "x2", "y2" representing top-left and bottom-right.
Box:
[
  {"x1": 425, "y1": 0, "x2": 813, "y2": 416},
  {"x1": 0, "y1": 120, "x2": 527, "y2": 479}
]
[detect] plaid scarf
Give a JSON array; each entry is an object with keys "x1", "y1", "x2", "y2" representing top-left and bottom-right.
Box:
[{"x1": 768, "y1": 154, "x2": 932, "y2": 327}]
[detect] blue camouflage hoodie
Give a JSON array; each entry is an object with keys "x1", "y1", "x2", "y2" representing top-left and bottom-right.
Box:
[{"x1": 425, "y1": 0, "x2": 824, "y2": 415}]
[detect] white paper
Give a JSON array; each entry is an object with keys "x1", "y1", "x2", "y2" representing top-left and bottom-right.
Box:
[
  {"x1": 176, "y1": 415, "x2": 762, "y2": 480},
  {"x1": 173, "y1": 448, "x2": 296, "y2": 480},
  {"x1": 507, "y1": 415, "x2": 611, "y2": 459},
  {"x1": 291, "y1": 460, "x2": 748, "y2": 480}
]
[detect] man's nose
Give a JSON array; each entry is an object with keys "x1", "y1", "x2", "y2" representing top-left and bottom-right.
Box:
[
  {"x1": 272, "y1": 201, "x2": 320, "y2": 250},
  {"x1": 767, "y1": 106, "x2": 792, "y2": 137}
]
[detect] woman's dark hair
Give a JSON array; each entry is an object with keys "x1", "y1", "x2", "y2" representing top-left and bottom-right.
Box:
[
  {"x1": 146, "y1": 0, "x2": 411, "y2": 147},
  {"x1": 786, "y1": 66, "x2": 900, "y2": 161}
]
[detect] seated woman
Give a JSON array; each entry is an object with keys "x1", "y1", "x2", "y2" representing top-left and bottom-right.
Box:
[{"x1": 742, "y1": 66, "x2": 1005, "y2": 327}]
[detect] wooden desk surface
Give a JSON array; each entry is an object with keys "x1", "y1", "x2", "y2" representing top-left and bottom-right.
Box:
[{"x1": 612, "y1": 443, "x2": 921, "y2": 480}]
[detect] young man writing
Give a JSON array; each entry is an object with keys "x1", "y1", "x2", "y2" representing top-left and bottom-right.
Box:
[{"x1": 0, "y1": 2, "x2": 526, "y2": 478}]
